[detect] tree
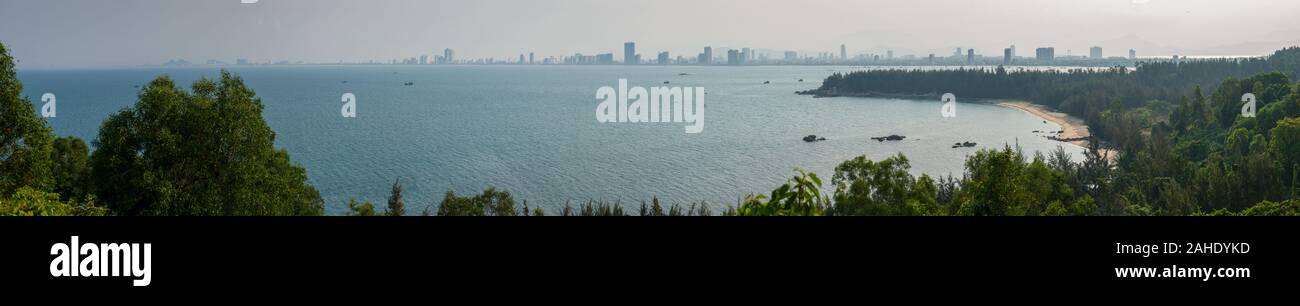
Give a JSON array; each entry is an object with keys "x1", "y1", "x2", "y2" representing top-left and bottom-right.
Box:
[
  {"x1": 50, "y1": 136, "x2": 91, "y2": 202},
  {"x1": 346, "y1": 198, "x2": 378, "y2": 216},
  {"x1": 828, "y1": 154, "x2": 917, "y2": 216},
  {"x1": 1, "y1": 186, "x2": 108, "y2": 216},
  {"x1": 0, "y1": 41, "x2": 55, "y2": 195},
  {"x1": 960, "y1": 147, "x2": 1032, "y2": 216},
  {"x1": 437, "y1": 187, "x2": 519, "y2": 216},
  {"x1": 907, "y1": 175, "x2": 943, "y2": 216},
  {"x1": 387, "y1": 178, "x2": 405, "y2": 216},
  {"x1": 737, "y1": 170, "x2": 828, "y2": 216},
  {"x1": 89, "y1": 72, "x2": 323, "y2": 216},
  {"x1": 1271, "y1": 117, "x2": 1300, "y2": 180}
]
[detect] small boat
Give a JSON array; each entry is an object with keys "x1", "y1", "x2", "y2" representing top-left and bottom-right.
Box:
[
  {"x1": 763, "y1": 81, "x2": 771, "y2": 84},
  {"x1": 798, "y1": 79, "x2": 804, "y2": 82},
  {"x1": 803, "y1": 135, "x2": 827, "y2": 142},
  {"x1": 679, "y1": 73, "x2": 689, "y2": 76},
  {"x1": 664, "y1": 81, "x2": 670, "y2": 84},
  {"x1": 403, "y1": 82, "x2": 414, "y2": 86}
]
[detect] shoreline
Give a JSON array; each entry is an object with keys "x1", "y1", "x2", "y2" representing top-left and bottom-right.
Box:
[{"x1": 995, "y1": 101, "x2": 1090, "y2": 146}]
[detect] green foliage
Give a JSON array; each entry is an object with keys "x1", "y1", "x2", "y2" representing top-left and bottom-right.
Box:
[
  {"x1": 0, "y1": 186, "x2": 108, "y2": 216},
  {"x1": 346, "y1": 198, "x2": 378, "y2": 216},
  {"x1": 827, "y1": 154, "x2": 946, "y2": 216},
  {"x1": 88, "y1": 72, "x2": 323, "y2": 216},
  {"x1": 436, "y1": 187, "x2": 522, "y2": 216},
  {"x1": 1271, "y1": 117, "x2": 1300, "y2": 176},
  {"x1": 50, "y1": 136, "x2": 91, "y2": 202},
  {"x1": 387, "y1": 179, "x2": 405, "y2": 216},
  {"x1": 0, "y1": 41, "x2": 55, "y2": 195},
  {"x1": 737, "y1": 170, "x2": 828, "y2": 216},
  {"x1": 1199, "y1": 199, "x2": 1300, "y2": 216},
  {"x1": 954, "y1": 147, "x2": 1083, "y2": 216}
]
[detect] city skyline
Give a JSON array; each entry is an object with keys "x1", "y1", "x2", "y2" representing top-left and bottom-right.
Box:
[{"x1": 3, "y1": 0, "x2": 1300, "y2": 68}]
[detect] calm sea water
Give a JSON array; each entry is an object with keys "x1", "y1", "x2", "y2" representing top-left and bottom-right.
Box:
[{"x1": 19, "y1": 65, "x2": 1084, "y2": 214}]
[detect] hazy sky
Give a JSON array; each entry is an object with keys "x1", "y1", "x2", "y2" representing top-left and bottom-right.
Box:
[{"x1": 2, "y1": 0, "x2": 1299, "y2": 68}]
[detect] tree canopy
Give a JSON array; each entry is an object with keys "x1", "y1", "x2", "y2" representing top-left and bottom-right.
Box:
[{"x1": 89, "y1": 71, "x2": 323, "y2": 216}]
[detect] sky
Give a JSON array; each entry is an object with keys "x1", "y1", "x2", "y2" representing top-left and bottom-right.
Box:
[{"x1": 2, "y1": 0, "x2": 1300, "y2": 68}]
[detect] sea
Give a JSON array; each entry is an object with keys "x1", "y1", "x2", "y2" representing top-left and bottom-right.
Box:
[{"x1": 18, "y1": 65, "x2": 1086, "y2": 214}]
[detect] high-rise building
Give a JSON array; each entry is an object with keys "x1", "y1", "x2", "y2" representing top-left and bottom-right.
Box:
[
  {"x1": 967, "y1": 49, "x2": 975, "y2": 65},
  {"x1": 443, "y1": 48, "x2": 455, "y2": 64},
  {"x1": 1129, "y1": 49, "x2": 1136, "y2": 60},
  {"x1": 1090, "y1": 46, "x2": 1103, "y2": 59},
  {"x1": 597, "y1": 53, "x2": 615, "y2": 65},
  {"x1": 784, "y1": 51, "x2": 798, "y2": 62},
  {"x1": 840, "y1": 44, "x2": 847, "y2": 61},
  {"x1": 887, "y1": 50, "x2": 894, "y2": 61},
  {"x1": 1036, "y1": 47, "x2": 1055, "y2": 61},
  {"x1": 928, "y1": 54, "x2": 935, "y2": 64},
  {"x1": 703, "y1": 47, "x2": 713, "y2": 65},
  {"x1": 420, "y1": 55, "x2": 428, "y2": 65},
  {"x1": 658, "y1": 52, "x2": 670, "y2": 65},
  {"x1": 624, "y1": 42, "x2": 637, "y2": 65},
  {"x1": 1010, "y1": 45, "x2": 1017, "y2": 59},
  {"x1": 519, "y1": 54, "x2": 526, "y2": 64},
  {"x1": 1004, "y1": 48, "x2": 1013, "y2": 64},
  {"x1": 529, "y1": 52, "x2": 535, "y2": 64},
  {"x1": 954, "y1": 48, "x2": 963, "y2": 58},
  {"x1": 727, "y1": 49, "x2": 741, "y2": 65}
]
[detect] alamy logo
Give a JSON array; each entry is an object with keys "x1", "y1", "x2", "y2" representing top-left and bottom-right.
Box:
[
  {"x1": 941, "y1": 93, "x2": 957, "y2": 118},
  {"x1": 49, "y1": 236, "x2": 152, "y2": 287},
  {"x1": 342, "y1": 93, "x2": 357, "y2": 118},
  {"x1": 41, "y1": 93, "x2": 56, "y2": 118},
  {"x1": 596, "y1": 79, "x2": 705, "y2": 134},
  {"x1": 1241, "y1": 93, "x2": 1256, "y2": 118}
]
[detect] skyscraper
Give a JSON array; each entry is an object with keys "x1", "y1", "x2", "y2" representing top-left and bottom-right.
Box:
[
  {"x1": 1004, "y1": 48, "x2": 1013, "y2": 64},
  {"x1": 443, "y1": 48, "x2": 455, "y2": 64},
  {"x1": 967, "y1": 49, "x2": 975, "y2": 65},
  {"x1": 1090, "y1": 46, "x2": 1103, "y2": 59},
  {"x1": 624, "y1": 42, "x2": 637, "y2": 65},
  {"x1": 658, "y1": 52, "x2": 670, "y2": 65},
  {"x1": 529, "y1": 52, "x2": 535, "y2": 65},
  {"x1": 727, "y1": 49, "x2": 741, "y2": 65},
  {"x1": 840, "y1": 44, "x2": 847, "y2": 61},
  {"x1": 420, "y1": 55, "x2": 428, "y2": 65},
  {"x1": 597, "y1": 53, "x2": 614, "y2": 65},
  {"x1": 1036, "y1": 47, "x2": 1055, "y2": 61}
]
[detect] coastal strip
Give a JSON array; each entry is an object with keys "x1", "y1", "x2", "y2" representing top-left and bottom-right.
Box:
[{"x1": 996, "y1": 101, "x2": 1091, "y2": 147}]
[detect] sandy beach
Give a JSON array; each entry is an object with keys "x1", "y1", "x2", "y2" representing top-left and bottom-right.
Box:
[{"x1": 996, "y1": 101, "x2": 1098, "y2": 148}]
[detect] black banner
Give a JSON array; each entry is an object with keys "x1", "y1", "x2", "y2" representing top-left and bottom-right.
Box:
[{"x1": 1, "y1": 217, "x2": 1295, "y2": 293}]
